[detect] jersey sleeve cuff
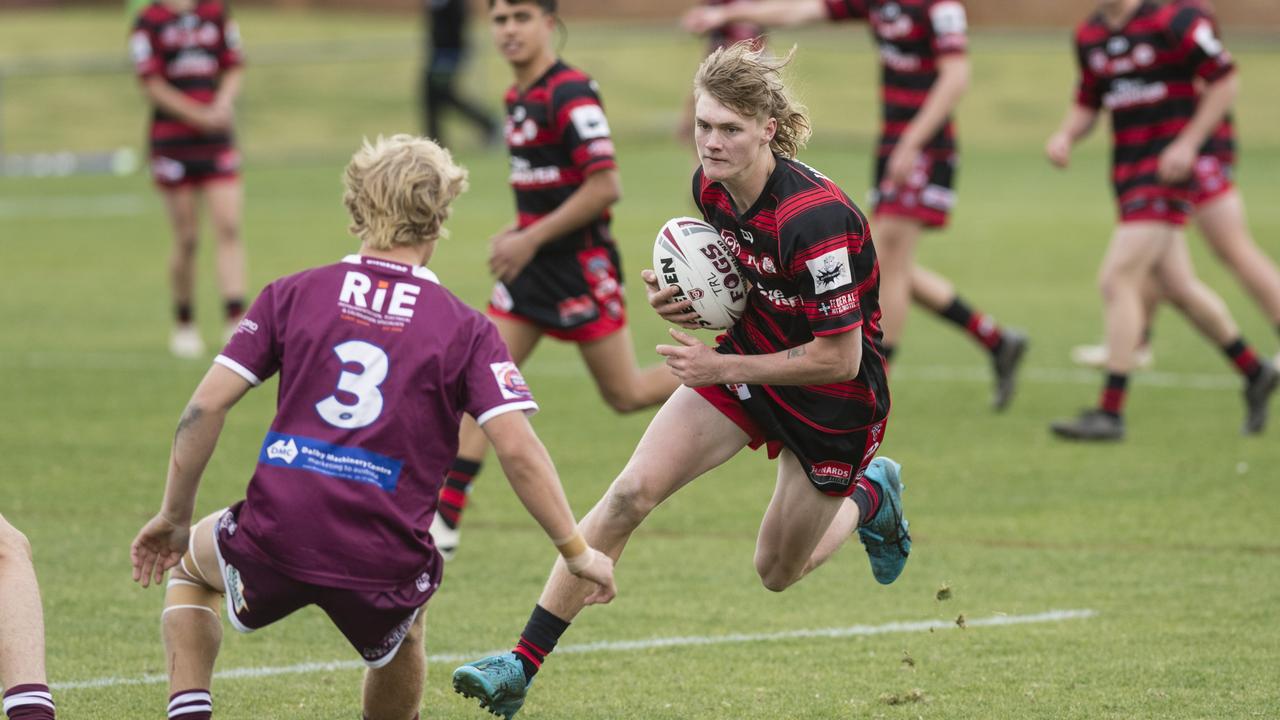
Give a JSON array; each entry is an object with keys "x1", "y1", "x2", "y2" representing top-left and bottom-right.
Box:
[
  {"x1": 214, "y1": 354, "x2": 263, "y2": 386},
  {"x1": 810, "y1": 318, "x2": 865, "y2": 337},
  {"x1": 475, "y1": 400, "x2": 540, "y2": 427}
]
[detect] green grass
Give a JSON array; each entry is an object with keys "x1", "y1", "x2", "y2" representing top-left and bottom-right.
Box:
[{"x1": 2, "y1": 8, "x2": 1280, "y2": 720}]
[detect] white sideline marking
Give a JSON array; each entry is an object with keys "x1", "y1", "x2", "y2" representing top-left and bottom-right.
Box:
[
  {"x1": 51, "y1": 609, "x2": 1095, "y2": 691},
  {"x1": 0, "y1": 194, "x2": 146, "y2": 220}
]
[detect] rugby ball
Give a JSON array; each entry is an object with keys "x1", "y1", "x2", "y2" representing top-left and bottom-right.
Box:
[{"x1": 652, "y1": 217, "x2": 748, "y2": 330}]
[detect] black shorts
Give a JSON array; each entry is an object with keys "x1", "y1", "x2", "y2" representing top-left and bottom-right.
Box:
[
  {"x1": 212, "y1": 502, "x2": 437, "y2": 668},
  {"x1": 870, "y1": 151, "x2": 957, "y2": 229},
  {"x1": 488, "y1": 244, "x2": 627, "y2": 342},
  {"x1": 695, "y1": 383, "x2": 888, "y2": 497},
  {"x1": 150, "y1": 146, "x2": 240, "y2": 188}
]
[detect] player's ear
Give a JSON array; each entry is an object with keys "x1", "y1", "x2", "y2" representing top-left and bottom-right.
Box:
[{"x1": 762, "y1": 117, "x2": 778, "y2": 145}]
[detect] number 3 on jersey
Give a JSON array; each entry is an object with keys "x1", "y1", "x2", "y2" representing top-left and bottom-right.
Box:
[{"x1": 316, "y1": 340, "x2": 389, "y2": 429}]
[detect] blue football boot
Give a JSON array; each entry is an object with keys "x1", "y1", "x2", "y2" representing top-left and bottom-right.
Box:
[
  {"x1": 856, "y1": 457, "x2": 911, "y2": 585},
  {"x1": 452, "y1": 652, "x2": 530, "y2": 719}
]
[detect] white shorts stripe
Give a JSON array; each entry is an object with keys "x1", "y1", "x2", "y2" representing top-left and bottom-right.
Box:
[{"x1": 161, "y1": 604, "x2": 218, "y2": 617}]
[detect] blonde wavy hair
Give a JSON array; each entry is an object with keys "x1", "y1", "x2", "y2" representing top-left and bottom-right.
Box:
[
  {"x1": 694, "y1": 42, "x2": 811, "y2": 159},
  {"x1": 343, "y1": 134, "x2": 470, "y2": 250}
]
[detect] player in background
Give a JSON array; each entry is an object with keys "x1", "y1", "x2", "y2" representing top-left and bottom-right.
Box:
[
  {"x1": 1045, "y1": 0, "x2": 1278, "y2": 440},
  {"x1": 684, "y1": 0, "x2": 1028, "y2": 410},
  {"x1": 129, "y1": 135, "x2": 615, "y2": 720},
  {"x1": 0, "y1": 516, "x2": 56, "y2": 720},
  {"x1": 432, "y1": 0, "x2": 680, "y2": 561},
  {"x1": 676, "y1": 0, "x2": 767, "y2": 151},
  {"x1": 423, "y1": 0, "x2": 501, "y2": 148},
  {"x1": 1070, "y1": 1, "x2": 1280, "y2": 371},
  {"x1": 131, "y1": 0, "x2": 248, "y2": 359},
  {"x1": 452, "y1": 43, "x2": 908, "y2": 720}
]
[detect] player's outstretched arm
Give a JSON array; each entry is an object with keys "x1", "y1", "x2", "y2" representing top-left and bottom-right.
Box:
[
  {"x1": 130, "y1": 364, "x2": 252, "y2": 588},
  {"x1": 481, "y1": 411, "x2": 617, "y2": 605},
  {"x1": 683, "y1": 0, "x2": 826, "y2": 34},
  {"x1": 1045, "y1": 105, "x2": 1099, "y2": 169}
]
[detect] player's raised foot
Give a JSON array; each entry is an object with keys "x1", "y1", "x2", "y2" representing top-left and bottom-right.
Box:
[
  {"x1": 1049, "y1": 408, "x2": 1124, "y2": 441},
  {"x1": 1070, "y1": 342, "x2": 1154, "y2": 370},
  {"x1": 453, "y1": 653, "x2": 529, "y2": 719},
  {"x1": 856, "y1": 457, "x2": 910, "y2": 585},
  {"x1": 430, "y1": 512, "x2": 460, "y2": 562},
  {"x1": 169, "y1": 324, "x2": 206, "y2": 359},
  {"x1": 991, "y1": 330, "x2": 1029, "y2": 411},
  {"x1": 1242, "y1": 361, "x2": 1279, "y2": 435}
]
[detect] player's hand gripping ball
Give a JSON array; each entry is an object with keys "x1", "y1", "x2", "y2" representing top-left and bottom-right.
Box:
[{"x1": 652, "y1": 217, "x2": 748, "y2": 330}]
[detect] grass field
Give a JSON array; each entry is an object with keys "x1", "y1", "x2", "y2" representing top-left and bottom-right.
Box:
[{"x1": 2, "y1": 8, "x2": 1279, "y2": 719}]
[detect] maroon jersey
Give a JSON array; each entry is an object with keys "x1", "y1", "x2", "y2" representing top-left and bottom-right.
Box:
[
  {"x1": 130, "y1": 1, "x2": 241, "y2": 153},
  {"x1": 504, "y1": 60, "x2": 617, "y2": 254},
  {"x1": 705, "y1": 0, "x2": 766, "y2": 51},
  {"x1": 215, "y1": 255, "x2": 538, "y2": 590},
  {"x1": 1074, "y1": 0, "x2": 1235, "y2": 216},
  {"x1": 693, "y1": 157, "x2": 889, "y2": 433},
  {"x1": 823, "y1": 0, "x2": 967, "y2": 160}
]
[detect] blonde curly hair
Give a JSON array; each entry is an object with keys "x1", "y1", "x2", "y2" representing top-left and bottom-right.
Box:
[
  {"x1": 343, "y1": 134, "x2": 469, "y2": 250},
  {"x1": 694, "y1": 42, "x2": 811, "y2": 159}
]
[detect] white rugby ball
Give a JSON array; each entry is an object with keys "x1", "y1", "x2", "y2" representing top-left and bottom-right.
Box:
[{"x1": 652, "y1": 216, "x2": 748, "y2": 330}]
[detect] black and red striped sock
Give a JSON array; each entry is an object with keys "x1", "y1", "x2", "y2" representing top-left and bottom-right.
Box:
[
  {"x1": 167, "y1": 689, "x2": 210, "y2": 720},
  {"x1": 3, "y1": 684, "x2": 55, "y2": 719},
  {"x1": 1099, "y1": 373, "x2": 1128, "y2": 418},
  {"x1": 939, "y1": 297, "x2": 1004, "y2": 353},
  {"x1": 438, "y1": 458, "x2": 482, "y2": 529},
  {"x1": 1222, "y1": 338, "x2": 1262, "y2": 381},
  {"x1": 224, "y1": 298, "x2": 245, "y2": 323},
  {"x1": 851, "y1": 475, "x2": 882, "y2": 527},
  {"x1": 512, "y1": 604, "x2": 570, "y2": 682},
  {"x1": 175, "y1": 302, "x2": 194, "y2": 325}
]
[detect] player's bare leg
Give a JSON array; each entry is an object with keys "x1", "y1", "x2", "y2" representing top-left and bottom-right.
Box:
[
  {"x1": 362, "y1": 610, "x2": 426, "y2": 720},
  {"x1": 577, "y1": 329, "x2": 680, "y2": 413},
  {"x1": 871, "y1": 215, "x2": 923, "y2": 356},
  {"x1": 1196, "y1": 189, "x2": 1280, "y2": 331},
  {"x1": 163, "y1": 511, "x2": 226, "y2": 720},
  {"x1": 1153, "y1": 231, "x2": 1240, "y2": 345},
  {"x1": 752, "y1": 450, "x2": 849, "y2": 591},
  {"x1": 161, "y1": 186, "x2": 205, "y2": 358},
  {"x1": 441, "y1": 316, "x2": 545, "y2": 559},
  {"x1": 0, "y1": 515, "x2": 48, "y2": 690},
  {"x1": 536, "y1": 385, "x2": 749, "y2": 621},
  {"x1": 204, "y1": 179, "x2": 248, "y2": 339}
]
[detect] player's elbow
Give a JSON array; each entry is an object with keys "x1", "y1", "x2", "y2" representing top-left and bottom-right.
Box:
[
  {"x1": 0, "y1": 518, "x2": 33, "y2": 566},
  {"x1": 595, "y1": 171, "x2": 622, "y2": 206}
]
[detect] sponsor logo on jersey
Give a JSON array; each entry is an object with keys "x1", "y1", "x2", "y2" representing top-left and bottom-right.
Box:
[
  {"x1": 259, "y1": 432, "x2": 404, "y2": 492},
  {"x1": 225, "y1": 564, "x2": 249, "y2": 613},
  {"x1": 806, "y1": 249, "x2": 854, "y2": 293},
  {"x1": 338, "y1": 270, "x2": 420, "y2": 330},
  {"x1": 490, "y1": 361, "x2": 533, "y2": 401},
  {"x1": 873, "y1": 3, "x2": 914, "y2": 40},
  {"x1": 879, "y1": 43, "x2": 922, "y2": 72},
  {"x1": 1103, "y1": 79, "x2": 1168, "y2": 110},
  {"x1": 760, "y1": 255, "x2": 777, "y2": 275},
  {"x1": 168, "y1": 49, "x2": 219, "y2": 78},
  {"x1": 586, "y1": 138, "x2": 615, "y2": 158},
  {"x1": 817, "y1": 291, "x2": 860, "y2": 317},
  {"x1": 760, "y1": 287, "x2": 801, "y2": 308},
  {"x1": 491, "y1": 282, "x2": 515, "y2": 312},
  {"x1": 569, "y1": 104, "x2": 611, "y2": 140},
  {"x1": 1107, "y1": 36, "x2": 1130, "y2": 56},
  {"x1": 507, "y1": 111, "x2": 540, "y2": 146},
  {"x1": 1133, "y1": 43, "x2": 1155, "y2": 67},
  {"x1": 811, "y1": 460, "x2": 855, "y2": 488},
  {"x1": 720, "y1": 229, "x2": 742, "y2": 255},
  {"x1": 509, "y1": 156, "x2": 562, "y2": 186},
  {"x1": 266, "y1": 437, "x2": 299, "y2": 464},
  {"x1": 930, "y1": 1, "x2": 967, "y2": 35},
  {"x1": 130, "y1": 31, "x2": 153, "y2": 65}
]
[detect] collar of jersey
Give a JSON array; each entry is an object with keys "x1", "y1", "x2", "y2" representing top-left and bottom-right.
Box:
[
  {"x1": 342, "y1": 254, "x2": 440, "y2": 284},
  {"x1": 733, "y1": 154, "x2": 786, "y2": 223}
]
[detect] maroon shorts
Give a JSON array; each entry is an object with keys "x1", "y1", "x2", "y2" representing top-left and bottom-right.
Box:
[
  {"x1": 212, "y1": 502, "x2": 434, "y2": 668},
  {"x1": 694, "y1": 383, "x2": 888, "y2": 497},
  {"x1": 871, "y1": 151, "x2": 956, "y2": 229},
  {"x1": 488, "y1": 245, "x2": 627, "y2": 343},
  {"x1": 1188, "y1": 156, "x2": 1235, "y2": 208},
  {"x1": 150, "y1": 147, "x2": 240, "y2": 189}
]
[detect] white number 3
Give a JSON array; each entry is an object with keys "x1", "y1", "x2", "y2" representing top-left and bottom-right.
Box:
[{"x1": 316, "y1": 340, "x2": 389, "y2": 429}]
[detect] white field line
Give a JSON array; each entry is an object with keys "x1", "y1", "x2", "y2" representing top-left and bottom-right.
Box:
[
  {"x1": 52, "y1": 609, "x2": 1095, "y2": 692},
  {"x1": 0, "y1": 194, "x2": 146, "y2": 220},
  {"x1": 0, "y1": 349, "x2": 1242, "y2": 391}
]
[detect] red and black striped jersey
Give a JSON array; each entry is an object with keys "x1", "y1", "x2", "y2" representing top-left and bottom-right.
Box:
[
  {"x1": 1175, "y1": 0, "x2": 1235, "y2": 163},
  {"x1": 503, "y1": 60, "x2": 617, "y2": 254},
  {"x1": 705, "y1": 0, "x2": 766, "y2": 51},
  {"x1": 693, "y1": 156, "x2": 889, "y2": 433},
  {"x1": 823, "y1": 0, "x2": 967, "y2": 158},
  {"x1": 130, "y1": 0, "x2": 241, "y2": 149},
  {"x1": 1074, "y1": 0, "x2": 1235, "y2": 200}
]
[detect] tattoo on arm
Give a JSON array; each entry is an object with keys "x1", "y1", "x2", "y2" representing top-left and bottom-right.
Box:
[
  {"x1": 787, "y1": 346, "x2": 807, "y2": 359},
  {"x1": 174, "y1": 405, "x2": 204, "y2": 440}
]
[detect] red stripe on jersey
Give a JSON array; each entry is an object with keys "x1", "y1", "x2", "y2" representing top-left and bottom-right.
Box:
[
  {"x1": 1113, "y1": 157, "x2": 1161, "y2": 184},
  {"x1": 1114, "y1": 119, "x2": 1186, "y2": 146}
]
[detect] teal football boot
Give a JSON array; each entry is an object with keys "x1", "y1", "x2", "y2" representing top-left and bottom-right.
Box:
[
  {"x1": 452, "y1": 652, "x2": 530, "y2": 719},
  {"x1": 856, "y1": 457, "x2": 910, "y2": 584}
]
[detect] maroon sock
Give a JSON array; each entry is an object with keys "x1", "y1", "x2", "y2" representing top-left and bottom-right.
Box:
[
  {"x1": 168, "y1": 689, "x2": 211, "y2": 720},
  {"x1": 939, "y1": 298, "x2": 1004, "y2": 352},
  {"x1": 175, "y1": 302, "x2": 194, "y2": 325},
  {"x1": 224, "y1": 298, "x2": 245, "y2": 323},
  {"x1": 1099, "y1": 373, "x2": 1128, "y2": 417},
  {"x1": 438, "y1": 458, "x2": 481, "y2": 529},
  {"x1": 3, "y1": 684, "x2": 55, "y2": 720},
  {"x1": 1222, "y1": 338, "x2": 1262, "y2": 381},
  {"x1": 851, "y1": 475, "x2": 882, "y2": 526}
]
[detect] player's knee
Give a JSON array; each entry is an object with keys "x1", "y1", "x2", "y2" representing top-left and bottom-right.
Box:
[
  {"x1": 603, "y1": 477, "x2": 659, "y2": 528},
  {"x1": 754, "y1": 559, "x2": 799, "y2": 593}
]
